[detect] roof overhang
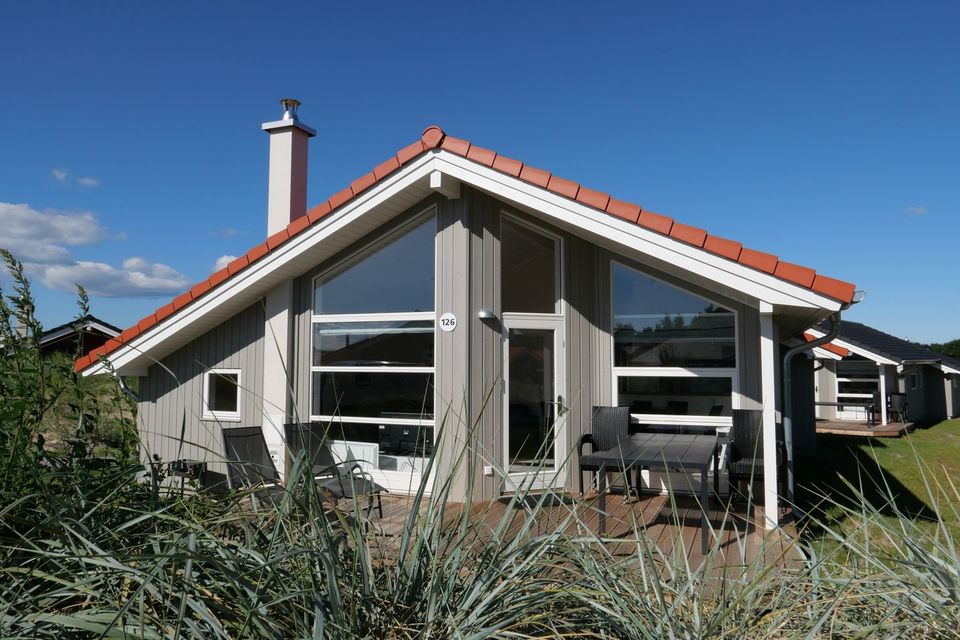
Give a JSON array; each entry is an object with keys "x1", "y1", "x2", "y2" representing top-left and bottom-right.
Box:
[{"x1": 84, "y1": 150, "x2": 849, "y2": 377}]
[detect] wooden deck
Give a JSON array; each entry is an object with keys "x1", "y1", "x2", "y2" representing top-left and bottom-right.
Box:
[
  {"x1": 371, "y1": 491, "x2": 802, "y2": 572},
  {"x1": 815, "y1": 418, "x2": 912, "y2": 437}
]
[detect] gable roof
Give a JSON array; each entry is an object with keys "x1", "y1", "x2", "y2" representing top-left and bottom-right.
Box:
[
  {"x1": 75, "y1": 125, "x2": 857, "y2": 373},
  {"x1": 813, "y1": 320, "x2": 960, "y2": 373},
  {"x1": 43, "y1": 314, "x2": 121, "y2": 347}
]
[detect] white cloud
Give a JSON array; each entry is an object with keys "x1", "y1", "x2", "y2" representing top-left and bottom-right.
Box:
[
  {"x1": 31, "y1": 259, "x2": 190, "y2": 298},
  {"x1": 0, "y1": 201, "x2": 190, "y2": 298},
  {"x1": 211, "y1": 227, "x2": 242, "y2": 238},
  {"x1": 212, "y1": 255, "x2": 237, "y2": 272},
  {"x1": 905, "y1": 205, "x2": 927, "y2": 216},
  {"x1": 50, "y1": 169, "x2": 101, "y2": 188}
]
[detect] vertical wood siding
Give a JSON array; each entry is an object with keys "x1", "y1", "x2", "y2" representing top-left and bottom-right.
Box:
[{"x1": 137, "y1": 301, "x2": 265, "y2": 485}]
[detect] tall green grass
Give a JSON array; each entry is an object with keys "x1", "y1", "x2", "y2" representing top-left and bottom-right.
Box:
[{"x1": 2, "y1": 249, "x2": 958, "y2": 638}]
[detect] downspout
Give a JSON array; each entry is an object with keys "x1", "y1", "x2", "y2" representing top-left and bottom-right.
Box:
[{"x1": 782, "y1": 311, "x2": 842, "y2": 503}]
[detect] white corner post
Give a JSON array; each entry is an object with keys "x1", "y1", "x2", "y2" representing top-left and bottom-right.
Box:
[
  {"x1": 260, "y1": 100, "x2": 316, "y2": 478},
  {"x1": 759, "y1": 302, "x2": 780, "y2": 530},
  {"x1": 878, "y1": 363, "x2": 888, "y2": 425}
]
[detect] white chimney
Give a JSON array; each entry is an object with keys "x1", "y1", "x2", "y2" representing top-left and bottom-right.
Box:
[{"x1": 262, "y1": 98, "x2": 316, "y2": 236}]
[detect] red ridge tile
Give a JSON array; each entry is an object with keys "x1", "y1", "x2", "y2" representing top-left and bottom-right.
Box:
[
  {"x1": 350, "y1": 172, "x2": 376, "y2": 195},
  {"x1": 396, "y1": 140, "x2": 426, "y2": 165},
  {"x1": 137, "y1": 314, "x2": 158, "y2": 333},
  {"x1": 546, "y1": 176, "x2": 580, "y2": 199},
  {"x1": 669, "y1": 222, "x2": 708, "y2": 248},
  {"x1": 774, "y1": 261, "x2": 816, "y2": 288},
  {"x1": 327, "y1": 186, "x2": 354, "y2": 212},
  {"x1": 466, "y1": 145, "x2": 497, "y2": 167},
  {"x1": 421, "y1": 125, "x2": 445, "y2": 148},
  {"x1": 190, "y1": 279, "x2": 212, "y2": 299},
  {"x1": 103, "y1": 337, "x2": 122, "y2": 353},
  {"x1": 519, "y1": 165, "x2": 551, "y2": 188},
  {"x1": 119, "y1": 326, "x2": 139, "y2": 343},
  {"x1": 440, "y1": 135, "x2": 471, "y2": 156},
  {"x1": 812, "y1": 274, "x2": 856, "y2": 303},
  {"x1": 172, "y1": 291, "x2": 194, "y2": 311},
  {"x1": 703, "y1": 235, "x2": 743, "y2": 261},
  {"x1": 738, "y1": 248, "x2": 779, "y2": 274},
  {"x1": 208, "y1": 268, "x2": 230, "y2": 288},
  {"x1": 576, "y1": 186, "x2": 610, "y2": 211},
  {"x1": 154, "y1": 303, "x2": 176, "y2": 323},
  {"x1": 492, "y1": 155, "x2": 523, "y2": 177},
  {"x1": 605, "y1": 198, "x2": 642, "y2": 223},
  {"x1": 227, "y1": 255, "x2": 250, "y2": 276},
  {"x1": 287, "y1": 215, "x2": 310, "y2": 237},
  {"x1": 373, "y1": 157, "x2": 401, "y2": 181},
  {"x1": 266, "y1": 229, "x2": 290, "y2": 250},
  {"x1": 246, "y1": 242, "x2": 269, "y2": 263},
  {"x1": 306, "y1": 202, "x2": 332, "y2": 224},
  {"x1": 638, "y1": 210, "x2": 674, "y2": 235}
]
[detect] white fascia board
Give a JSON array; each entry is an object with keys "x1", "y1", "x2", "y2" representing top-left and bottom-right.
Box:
[
  {"x1": 433, "y1": 151, "x2": 844, "y2": 312},
  {"x1": 939, "y1": 363, "x2": 960, "y2": 375},
  {"x1": 84, "y1": 153, "x2": 437, "y2": 376},
  {"x1": 812, "y1": 346, "x2": 844, "y2": 361},
  {"x1": 805, "y1": 328, "x2": 899, "y2": 366}
]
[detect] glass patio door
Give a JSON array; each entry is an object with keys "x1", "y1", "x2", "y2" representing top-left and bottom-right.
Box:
[{"x1": 502, "y1": 318, "x2": 565, "y2": 491}]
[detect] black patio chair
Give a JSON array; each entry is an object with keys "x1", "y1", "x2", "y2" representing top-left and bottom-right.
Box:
[
  {"x1": 726, "y1": 409, "x2": 787, "y2": 502},
  {"x1": 576, "y1": 406, "x2": 632, "y2": 496},
  {"x1": 284, "y1": 422, "x2": 386, "y2": 518},
  {"x1": 222, "y1": 426, "x2": 288, "y2": 508},
  {"x1": 888, "y1": 393, "x2": 907, "y2": 423}
]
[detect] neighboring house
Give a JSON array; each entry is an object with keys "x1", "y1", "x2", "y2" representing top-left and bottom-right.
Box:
[
  {"x1": 40, "y1": 314, "x2": 120, "y2": 357},
  {"x1": 806, "y1": 321, "x2": 960, "y2": 424},
  {"x1": 75, "y1": 100, "x2": 859, "y2": 529}
]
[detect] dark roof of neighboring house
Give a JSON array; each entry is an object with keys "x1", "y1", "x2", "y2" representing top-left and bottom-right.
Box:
[
  {"x1": 819, "y1": 320, "x2": 960, "y2": 370},
  {"x1": 42, "y1": 314, "x2": 121, "y2": 346},
  {"x1": 75, "y1": 126, "x2": 858, "y2": 373}
]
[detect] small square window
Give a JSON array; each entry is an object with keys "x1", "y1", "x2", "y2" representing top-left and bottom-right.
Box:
[{"x1": 204, "y1": 369, "x2": 241, "y2": 421}]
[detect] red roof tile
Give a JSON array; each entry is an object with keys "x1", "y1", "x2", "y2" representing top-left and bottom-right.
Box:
[
  {"x1": 576, "y1": 186, "x2": 610, "y2": 211},
  {"x1": 519, "y1": 165, "x2": 551, "y2": 188},
  {"x1": 466, "y1": 145, "x2": 497, "y2": 167},
  {"x1": 638, "y1": 211, "x2": 674, "y2": 235},
  {"x1": 803, "y1": 332, "x2": 850, "y2": 358},
  {"x1": 738, "y1": 248, "x2": 779, "y2": 274},
  {"x1": 547, "y1": 175, "x2": 580, "y2": 199},
  {"x1": 76, "y1": 125, "x2": 857, "y2": 372},
  {"x1": 492, "y1": 155, "x2": 523, "y2": 177},
  {"x1": 703, "y1": 235, "x2": 742, "y2": 261},
  {"x1": 669, "y1": 222, "x2": 708, "y2": 248},
  {"x1": 605, "y1": 198, "x2": 642, "y2": 223}
]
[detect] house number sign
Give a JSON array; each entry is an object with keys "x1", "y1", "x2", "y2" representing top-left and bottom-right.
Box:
[{"x1": 439, "y1": 312, "x2": 457, "y2": 332}]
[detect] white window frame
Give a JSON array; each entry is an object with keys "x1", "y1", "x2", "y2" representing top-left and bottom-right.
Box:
[
  {"x1": 202, "y1": 368, "x2": 242, "y2": 422},
  {"x1": 308, "y1": 210, "x2": 438, "y2": 493},
  {"x1": 499, "y1": 212, "x2": 566, "y2": 491},
  {"x1": 609, "y1": 260, "x2": 739, "y2": 429}
]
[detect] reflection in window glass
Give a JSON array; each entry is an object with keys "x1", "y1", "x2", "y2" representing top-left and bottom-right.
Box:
[
  {"x1": 314, "y1": 215, "x2": 435, "y2": 315},
  {"x1": 501, "y1": 218, "x2": 557, "y2": 313},
  {"x1": 616, "y1": 377, "x2": 732, "y2": 417},
  {"x1": 312, "y1": 371, "x2": 434, "y2": 419},
  {"x1": 613, "y1": 263, "x2": 735, "y2": 368},
  {"x1": 207, "y1": 372, "x2": 239, "y2": 413},
  {"x1": 313, "y1": 321, "x2": 434, "y2": 367}
]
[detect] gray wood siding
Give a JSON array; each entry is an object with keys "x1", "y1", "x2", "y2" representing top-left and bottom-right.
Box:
[
  {"x1": 463, "y1": 188, "x2": 760, "y2": 500},
  {"x1": 137, "y1": 301, "x2": 265, "y2": 485}
]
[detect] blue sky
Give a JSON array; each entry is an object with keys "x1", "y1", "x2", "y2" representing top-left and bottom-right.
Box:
[{"x1": 1, "y1": 2, "x2": 957, "y2": 342}]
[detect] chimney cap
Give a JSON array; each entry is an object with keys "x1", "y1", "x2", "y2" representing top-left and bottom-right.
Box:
[
  {"x1": 280, "y1": 98, "x2": 301, "y2": 121},
  {"x1": 262, "y1": 98, "x2": 316, "y2": 136}
]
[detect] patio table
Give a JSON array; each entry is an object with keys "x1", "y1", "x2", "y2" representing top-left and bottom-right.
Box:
[{"x1": 580, "y1": 432, "x2": 720, "y2": 554}]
